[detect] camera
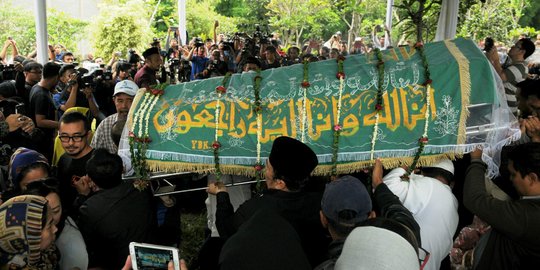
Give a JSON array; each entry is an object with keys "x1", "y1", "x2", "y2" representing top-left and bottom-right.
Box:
[
  {"x1": 194, "y1": 37, "x2": 204, "y2": 48},
  {"x1": 484, "y1": 37, "x2": 495, "y2": 52},
  {"x1": 0, "y1": 99, "x2": 24, "y2": 117},
  {"x1": 0, "y1": 64, "x2": 16, "y2": 82}
]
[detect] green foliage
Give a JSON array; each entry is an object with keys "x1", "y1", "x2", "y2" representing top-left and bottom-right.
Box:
[
  {"x1": 185, "y1": 0, "x2": 239, "y2": 41},
  {"x1": 89, "y1": 0, "x2": 153, "y2": 60},
  {"x1": 148, "y1": 0, "x2": 180, "y2": 39},
  {"x1": 0, "y1": 2, "x2": 87, "y2": 57},
  {"x1": 509, "y1": 27, "x2": 538, "y2": 39},
  {"x1": 456, "y1": 0, "x2": 526, "y2": 45},
  {"x1": 394, "y1": 0, "x2": 442, "y2": 42},
  {"x1": 267, "y1": 0, "x2": 340, "y2": 46},
  {"x1": 519, "y1": 0, "x2": 540, "y2": 30}
]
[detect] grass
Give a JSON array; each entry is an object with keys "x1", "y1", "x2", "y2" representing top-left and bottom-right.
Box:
[{"x1": 179, "y1": 211, "x2": 207, "y2": 268}]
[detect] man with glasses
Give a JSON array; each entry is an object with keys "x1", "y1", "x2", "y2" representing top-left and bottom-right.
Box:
[
  {"x1": 56, "y1": 111, "x2": 94, "y2": 216},
  {"x1": 21, "y1": 61, "x2": 42, "y2": 108},
  {"x1": 487, "y1": 38, "x2": 535, "y2": 116}
]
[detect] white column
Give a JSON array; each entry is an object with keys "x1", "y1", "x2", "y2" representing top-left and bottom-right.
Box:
[
  {"x1": 35, "y1": 0, "x2": 49, "y2": 64},
  {"x1": 435, "y1": 0, "x2": 460, "y2": 41},
  {"x1": 385, "y1": 0, "x2": 394, "y2": 32},
  {"x1": 178, "y1": 0, "x2": 187, "y2": 46}
]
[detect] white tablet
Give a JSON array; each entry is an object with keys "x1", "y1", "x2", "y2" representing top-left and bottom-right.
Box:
[{"x1": 129, "y1": 242, "x2": 180, "y2": 270}]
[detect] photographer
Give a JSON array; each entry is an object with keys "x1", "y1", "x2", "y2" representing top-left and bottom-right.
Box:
[
  {"x1": 350, "y1": 37, "x2": 368, "y2": 55},
  {"x1": 282, "y1": 46, "x2": 301, "y2": 66},
  {"x1": 486, "y1": 38, "x2": 535, "y2": 116},
  {"x1": 188, "y1": 42, "x2": 209, "y2": 81},
  {"x1": 19, "y1": 61, "x2": 42, "y2": 108},
  {"x1": 218, "y1": 41, "x2": 236, "y2": 73},
  {"x1": 53, "y1": 65, "x2": 99, "y2": 119},
  {"x1": 134, "y1": 47, "x2": 163, "y2": 89},
  {"x1": 198, "y1": 49, "x2": 228, "y2": 79},
  {"x1": 261, "y1": 45, "x2": 281, "y2": 70}
]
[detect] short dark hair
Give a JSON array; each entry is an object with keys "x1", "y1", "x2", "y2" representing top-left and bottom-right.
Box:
[
  {"x1": 0, "y1": 81, "x2": 16, "y2": 99},
  {"x1": 42, "y1": 62, "x2": 61, "y2": 79},
  {"x1": 507, "y1": 142, "x2": 540, "y2": 179},
  {"x1": 59, "y1": 64, "x2": 76, "y2": 77},
  {"x1": 245, "y1": 56, "x2": 260, "y2": 67},
  {"x1": 520, "y1": 38, "x2": 535, "y2": 59},
  {"x1": 518, "y1": 79, "x2": 540, "y2": 100},
  {"x1": 62, "y1": 52, "x2": 74, "y2": 60},
  {"x1": 23, "y1": 177, "x2": 60, "y2": 197},
  {"x1": 24, "y1": 61, "x2": 43, "y2": 72},
  {"x1": 327, "y1": 209, "x2": 366, "y2": 238},
  {"x1": 60, "y1": 111, "x2": 90, "y2": 132},
  {"x1": 86, "y1": 149, "x2": 123, "y2": 189}
]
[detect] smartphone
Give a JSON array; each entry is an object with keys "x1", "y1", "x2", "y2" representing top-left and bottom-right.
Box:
[
  {"x1": 129, "y1": 242, "x2": 180, "y2": 270},
  {"x1": 15, "y1": 103, "x2": 25, "y2": 116}
]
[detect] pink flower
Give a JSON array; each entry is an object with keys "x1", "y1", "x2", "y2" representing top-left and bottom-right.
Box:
[
  {"x1": 422, "y1": 79, "x2": 433, "y2": 86},
  {"x1": 129, "y1": 131, "x2": 135, "y2": 138},
  {"x1": 414, "y1": 42, "x2": 424, "y2": 49},
  {"x1": 337, "y1": 55, "x2": 346, "y2": 62},
  {"x1": 336, "y1": 72, "x2": 345, "y2": 80},
  {"x1": 375, "y1": 104, "x2": 383, "y2": 111},
  {"x1": 419, "y1": 137, "x2": 429, "y2": 144},
  {"x1": 212, "y1": 141, "x2": 221, "y2": 149},
  {"x1": 216, "y1": 85, "x2": 227, "y2": 94},
  {"x1": 254, "y1": 164, "x2": 264, "y2": 171},
  {"x1": 333, "y1": 124, "x2": 342, "y2": 131},
  {"x1": 301, "y1": 81, "x2": 311, "y2": 88}
]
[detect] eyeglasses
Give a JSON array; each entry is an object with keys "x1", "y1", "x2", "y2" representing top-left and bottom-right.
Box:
[
  {"x1": 25, "y1": 177, "x2": 60, "y2": 191},
  {"x1": 58, "y1": 132, "x2": 87, "y2": 142}
]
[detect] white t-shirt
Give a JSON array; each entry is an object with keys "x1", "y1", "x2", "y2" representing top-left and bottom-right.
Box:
[{"x1": 383, "y1": 168, "x2": 459, "y2": 270}]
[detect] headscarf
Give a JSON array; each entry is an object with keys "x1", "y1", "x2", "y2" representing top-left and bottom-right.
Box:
[
  {"x1": 8, "y1": 148, "x2": 49, "y2": 188},
  {"x1": 0, "y1": 195, "x2": 58, "y2": 269}
]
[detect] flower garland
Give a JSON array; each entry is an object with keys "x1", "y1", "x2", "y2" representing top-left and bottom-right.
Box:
[
  {"x1": 403, "y1": 42, "x2": 432, "y2": 179},
  {"x1": 213, "y1": 72, "x2": 232, "y2": 181},
  {"x1": 370, "y1": 48, "x2": 385, "y2": 161},
  {"x1": 253, "y1": 70, "x2": 264, "y2": 182},
  {"x1": 300, "y1": 60, "x2": 310, "y2": 143},
  {"x1": 129, "y1": 84, "x2": 167, "y2": 190},
  {"x1": 331, "y1": 55, "x2": 346, "y2": 178}
]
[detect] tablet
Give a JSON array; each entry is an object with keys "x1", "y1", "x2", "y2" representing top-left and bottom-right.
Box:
[{"x1": 129, "y1": 242, "x2": 180, "y2": 270}]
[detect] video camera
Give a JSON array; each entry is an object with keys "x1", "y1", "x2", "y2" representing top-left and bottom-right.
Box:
[
  {"x1": 75, "y1": 67, "x2": 113, "y2": 88},
  {"x1": 0, "y1": 64, "x2": 16, "y2": 82},
  {"x1": 194, "y1": 37, "x2": 205, "y2": 48}
]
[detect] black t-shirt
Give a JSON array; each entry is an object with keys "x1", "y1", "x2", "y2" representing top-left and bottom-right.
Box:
[
  {"x1": 29, "y1": 84, "x2": 57, "y2": 158},
  {"x1": 56, "y1": 149, "x2": 94, "y2": 215}
]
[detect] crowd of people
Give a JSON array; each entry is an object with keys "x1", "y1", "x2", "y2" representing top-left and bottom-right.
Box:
[{"x1": 0, "y1": 26, "x2": 540, "y2": 270}]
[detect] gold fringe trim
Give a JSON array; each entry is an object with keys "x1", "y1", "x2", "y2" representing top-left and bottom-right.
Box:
[
  {"x1": 444, "y1": 40, "x2": 471, "y2": 145},
  {"x1": 148, "y1": 154, "x2": 462, "y2": 177}
]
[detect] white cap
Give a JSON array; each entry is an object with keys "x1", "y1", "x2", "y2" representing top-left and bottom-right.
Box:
[
  {"x1": 113, "y1": 80, "x2": 139, "y2": 97},
  {"x1": 354, "y1": 37, "x2": 362, "y2": 42},
  {"x1": 426, "y1": 158, "x2": 454, "y2": 175}
]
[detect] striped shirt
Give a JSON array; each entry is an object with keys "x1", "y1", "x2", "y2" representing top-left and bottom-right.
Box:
[
  {"x1": 503, "y1": 61, "x2": 528, "y2": 116},
  {"x1": 90, "y1": 113, "x2": 118, "y2": 154}
]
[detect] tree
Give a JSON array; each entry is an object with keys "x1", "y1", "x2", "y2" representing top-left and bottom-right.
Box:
[
  {"x1": 520, "y1": 0, "x2": 540, "y2": 30},
  {"x1": 457, "y1": 0, "x2": 528, "y2": 44},
  {"x1": 333, "y1": 0, "x2": 386, "y2": 49},
  {"x1": 266, "y1": 0, "x2": 340, "y2": 47},
  {"x1": 394, "y1": 0, "x2": 442, "y2": 42},
  {"x1": 0, "y1": 2, "x2": 88, "y2": 57},
  {"x1": 89, "y1": 0, "x2": 153, "y2": 60}
]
